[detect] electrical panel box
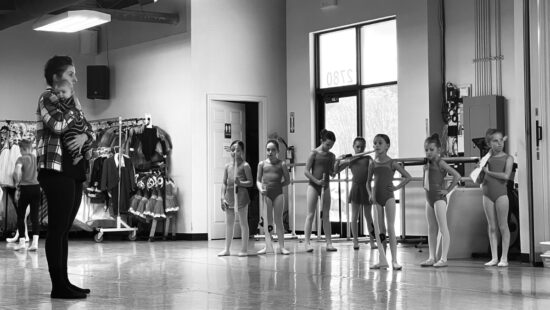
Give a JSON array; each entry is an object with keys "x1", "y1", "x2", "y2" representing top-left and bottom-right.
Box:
[{"x1": 463, "y1": 95, "x2": 505, "y2": 175}]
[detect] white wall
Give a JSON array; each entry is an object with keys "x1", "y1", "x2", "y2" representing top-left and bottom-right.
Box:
[
  {"x1": 189, "y1": 0, "x2": 287, "y2": 234},
  {"x1": 286, "y1": 0, "x2": 441, "y2": 229},
  {"x1": 0, "y1": 22, "x2": 92, "y2": 120},
  {"x1": 445, "y1": 0, "x2": 529, "y2": 254}
]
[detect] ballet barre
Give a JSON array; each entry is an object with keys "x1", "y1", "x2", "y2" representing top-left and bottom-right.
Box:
[{"x1": 287, "y1": 156, "x2": 480, "y2": 242}]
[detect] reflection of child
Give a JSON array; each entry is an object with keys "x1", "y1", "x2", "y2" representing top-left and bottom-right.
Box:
[{"x1": 53, "y1": 80, "x2": 92, "y2": 165}]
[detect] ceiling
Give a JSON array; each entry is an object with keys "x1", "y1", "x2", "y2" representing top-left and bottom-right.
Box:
[{"x1": 0, "y1": 0, "x2": 178, "y2": 31}]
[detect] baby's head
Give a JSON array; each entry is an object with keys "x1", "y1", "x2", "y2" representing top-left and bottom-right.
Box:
[
  {"x1": 54, "y1": 79, "x2": 73, "y2": 100},
  {"x1": 19, "y1": 139, "x2": 34, "y2": 155}
]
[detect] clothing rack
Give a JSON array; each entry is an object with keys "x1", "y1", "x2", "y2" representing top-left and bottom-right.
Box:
[{"x1": 94, "y1": 117, "x2": 138, "y2": 242}]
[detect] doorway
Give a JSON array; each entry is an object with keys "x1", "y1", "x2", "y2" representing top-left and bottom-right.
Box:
[{"x1": 207, "y1": 95, "x2": 266, "y2": 240}]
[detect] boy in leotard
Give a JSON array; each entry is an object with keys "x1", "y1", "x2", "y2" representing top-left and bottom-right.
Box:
[
  {"x1": 257, "y1": 139, "x2": 291, "y2": 255},
  {"x1": 480, "y1": 129, "x2": 513, "y2": 267},
  {"x1": 335, "y1": 137, "x2": 377, "y2": 249},
  {"x1": 420, "y1": 133, "x2": 461, "y2": 268},
  {"x1": 218, "y1": 140, "x2": 254, "y2": 257},
  {"x1": 366, "y1": 134, "x2": 411, "y2": 270},
  {"x1": 303, "y1": 129, "x2": 337, "y2": 252}
]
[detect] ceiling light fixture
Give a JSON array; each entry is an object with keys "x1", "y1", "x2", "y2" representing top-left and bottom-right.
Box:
[{"x1": 33, "y1": 10, "x2": 111, "y2": 33}]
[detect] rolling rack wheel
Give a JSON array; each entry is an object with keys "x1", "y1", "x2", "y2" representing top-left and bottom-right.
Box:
[
  {"x1": 94, "y1": 232, "x2": 104, "y2": 243},
  {"x1": 128, "y1": 231, "x2": 137, "y2": 241}
]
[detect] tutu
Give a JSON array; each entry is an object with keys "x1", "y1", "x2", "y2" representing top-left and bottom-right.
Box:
[
  {"x1": 128, "y1": 192, "x2": 142, "y2": 215},
  {"x1": 135, "y1": 196, "x2": 149, "y2": 218},
  {"x1": 153, "y1": 196, "x2": 166, "y2": 219},
  {"x1": 165, "y1": 180, "x2": 179, "y2": 214},
  {"x1": 143, "y1": 192, "x2": 157, "y2": 218}
]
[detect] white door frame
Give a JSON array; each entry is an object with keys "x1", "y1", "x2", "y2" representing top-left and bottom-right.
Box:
[
  {"x1": 529, "y1": 0, "x2": 550, "y2": 260},
  {"x1": 206, "y1": 94, "x2": 267, "y2": 240}
]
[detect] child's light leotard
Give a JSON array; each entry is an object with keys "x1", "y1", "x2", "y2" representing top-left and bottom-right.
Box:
[
  {"x1": 372, "y1": 159, "x2": 395, "y2": 206},
  {"x1": 349, "y1": 156, "x2": 371, "y2": 204},
  {"x1": 482, "y1": 155, "x2": 511, "y2": 203},
  {"x1": 424, "y1": 158, "x2": 447, "y2": 206},
  {"x1": 224, "y1": 162, "x2": 251, "y2": 209},
  {"x1": 308, "y1": 150, "x2": 335, "y2": 196},
  {"x1": 261, "y1": 159, "x2": 284, "y2": 202}
]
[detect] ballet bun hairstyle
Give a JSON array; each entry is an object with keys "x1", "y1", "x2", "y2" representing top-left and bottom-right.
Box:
[
  {"x1": 485, "y1": 128, "x2": 503, "y2": 144},
  {"x1": 230, "y1": 140, "x2": 245, "y2": 152},
  {"x1": 266, "y1": 139, "x2": 279, "y2": 151},
  {"x1": 374, "y1": 134, "x2": 390, "y2": 145},
  {"x1": 353, "y1": 136, "x2": 366, "y2": 145},
  {"x1": 425, "y1": 133, "x2": 441, "y2": 148},
  {"x1": 320, "y1": 129, "x2": 336, "y2": 142}
]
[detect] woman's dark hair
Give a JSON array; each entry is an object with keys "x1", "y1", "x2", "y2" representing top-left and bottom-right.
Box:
[
  {"x1": 230, "y1": 140, "x2": 245, "y2": 152},
  {"x1": 374, "y1": 134, "x2": 390, "y2": 145},
  {"x1": 320, "y1": 129, "x2": 336, "y2": 142},
  {"x1": 485, "y1": 128, "x2": 503, "y2": 144},
  {"x1": 353, "y1": 136, "x2": 366, "y2": 145},
  {"x1": 266, "y1": 139, "x2": 279, "y2": 151},
  {"x1": 44, "y1": 55, "x2": 73, "y2": 86},
  {"x1": 425, "y1": 133, "x2": 441, "y2": 148}
]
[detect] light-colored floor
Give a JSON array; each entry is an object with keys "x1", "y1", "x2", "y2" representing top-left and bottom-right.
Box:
[{"x1": 1, "y1": 238, "x2": 550, "y2": 310}]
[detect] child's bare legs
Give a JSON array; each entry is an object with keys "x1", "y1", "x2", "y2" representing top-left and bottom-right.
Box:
[
  {"x1": 321, "y1": 188, "x2": 335, "y2": 251},
  {"x1": 483, "y1": 196, "x2": 499, "y2": 266},
  {"x1": 495, "y1": 196, "x2": 510, "y2": 266},
  {"x1": 351, "y1": 202, "x2": 361, "y2": 248},
  {"x1": 422, "y1": 202, "x2": 438, "y2": 266},
  {"x1": 363, "y1": 204, "x2": 376, "y2": 248},
  {"x1": 258, "y1": 198, "x2": 274, "y2": 254},
  {"x1": 273, "y1": 195, "x2": 289, "y2": 254},
  {"x1": 385, "y1": 199, "x2": 401, "y2": 269},
  {"x1": 372, "y1": 203, "x2": 388, "y2": 268},
  {"x1": 236, "y1": 205, "x2": 249, "y2": 256},
  {"x1": 434, "y1": 200, "x2": 450, "y2": 265},
  {"x1": 304, "y1": 186, "x2": 319, "y2": 252},
  {"x1": 218, "y1": 208, "x2": 236, "y2": 256}
]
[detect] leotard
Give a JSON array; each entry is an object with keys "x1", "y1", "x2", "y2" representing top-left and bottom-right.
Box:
[
  {"x1": 371, "y1": 159, "x2": 395, "y2": 206},
  {"x1": 260, "y1": 159, "x2": 285, "y2": 202},
  {"x1": 482, "y1": 155, "x2": 511, "y2": 203},
  {"x1": 348, "y1": 156, "x2": 371, "y2": 204},
  {"x1": 424, "y1": 157, "x2": 448, "y2": 206},
  {"x1": 307, "y1": 150, "x2": 335, "y2": 196}
]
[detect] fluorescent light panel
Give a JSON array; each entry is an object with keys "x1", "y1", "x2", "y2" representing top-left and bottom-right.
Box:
[{"x1": 33, "y1": 10, "x2": 111, "y2": 33}]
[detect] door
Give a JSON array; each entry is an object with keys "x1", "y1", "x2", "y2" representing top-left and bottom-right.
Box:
[{"x1": 208, "y1": 101, "x2": 246, "y2": 239}]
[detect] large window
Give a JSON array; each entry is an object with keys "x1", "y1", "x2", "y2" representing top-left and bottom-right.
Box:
[{"x1": 315, "y1": 18, "x2": 398, "y2": 228}]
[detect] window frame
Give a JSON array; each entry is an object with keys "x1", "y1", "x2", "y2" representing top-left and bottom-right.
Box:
[{"x1": 314, "y1": 16, "x2": 398, "y2": 142}]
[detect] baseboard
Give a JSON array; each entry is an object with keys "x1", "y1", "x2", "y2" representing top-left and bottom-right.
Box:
[{"x1": 179, "y1": 233, "x2": 208, "y2": 241}]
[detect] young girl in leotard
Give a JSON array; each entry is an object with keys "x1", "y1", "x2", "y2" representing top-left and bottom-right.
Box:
[
  {"x1": 366, "y1": 134, "x2": 411, "y2": 270},
  {"x1": 257, "y1": 139, "x2": 291, "y2": 255},
  {"x1": 218, "y1": 140, "x2": 254, "y2": 257},
  {"x1": 420, "y1": 133, "x2": 461, "y2": 268},
  {"x1": 335, "y1": 137, "x2": 377, "y2": 249},
  {"x1": 303, "y1": 129, "x2": 337, "y2": 252},
  {"x1": 481, "y1": 129, "x2": 513, "y2": 267}
]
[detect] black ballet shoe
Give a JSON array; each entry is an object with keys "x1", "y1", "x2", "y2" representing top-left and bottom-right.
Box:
[
  {"x1": 51, "y1": 287, "x2": 87, "y2": 299},
  {"x1": 68, "y1": 282, "x2": 91, "y2": 294}
]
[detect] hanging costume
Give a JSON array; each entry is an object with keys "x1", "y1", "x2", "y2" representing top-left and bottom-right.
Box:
[{"x1": 100, "y1": 154, "x2": 136, "y2": 214}]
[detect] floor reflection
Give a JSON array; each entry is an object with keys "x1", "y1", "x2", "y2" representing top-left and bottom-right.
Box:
[{"x1": 1, "y1": 239, "x2": 550, "y2": 309}]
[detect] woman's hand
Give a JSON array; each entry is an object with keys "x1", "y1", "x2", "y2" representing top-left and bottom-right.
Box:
[
  {"x1": 482, "y1": 166, "x2": 489, "y2": 174},
  {"x1": 316, "y1": 178, "x2": 326, "y2": 187},
  {"x1": 66, "y1": 133, "x2": 88, "y2": 153},
  {"x1": 438, "y1": 189, "x2": 449, "y2": 196},
  {"x1": 221, "y1": 199, "x2": 228, "y2": 211}
]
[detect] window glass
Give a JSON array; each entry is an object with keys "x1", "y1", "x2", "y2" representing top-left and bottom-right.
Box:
[
  {"x1": 361, "y1": 20, "x2": 397, "y2": 84},
  {"x1": 319, "y1": 28, "x2": 357, "y2": 88}
]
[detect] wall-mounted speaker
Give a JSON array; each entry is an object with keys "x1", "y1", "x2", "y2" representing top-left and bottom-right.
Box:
[{"x1": 87, "y1": 65, "x2": 110, "y2": 99}]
